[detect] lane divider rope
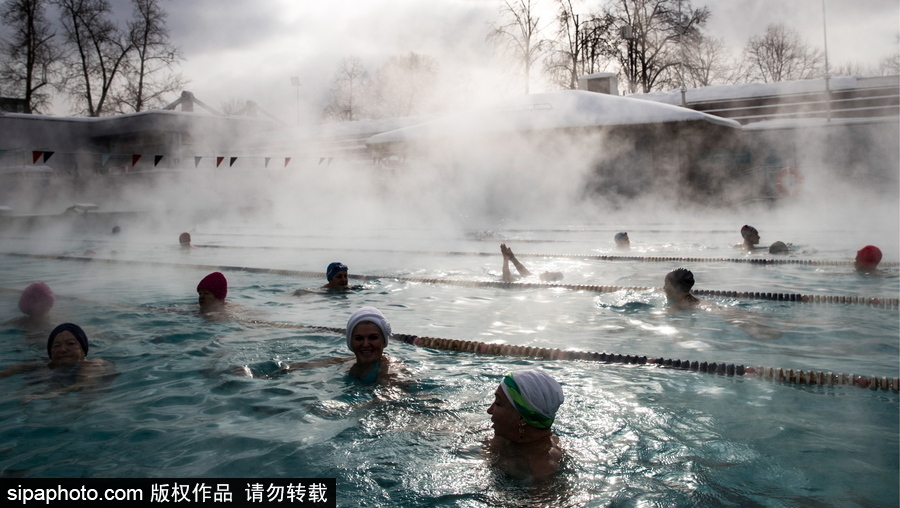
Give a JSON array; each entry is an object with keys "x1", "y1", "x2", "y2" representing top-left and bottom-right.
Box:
[
  {"x1": 1, "y1": 287, "x2": 895, "y2": 394},
  {"x1": 3, "y1": 252, "x2": 897, "y2": 308},
  {"x1": 3, "y1": 235, "x2": 895, "y2": 267}
]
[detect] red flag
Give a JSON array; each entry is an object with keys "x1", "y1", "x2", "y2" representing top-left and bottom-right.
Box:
[
  {"x1": 132, "y1": 154, "x2": 142, "y2": 166},
  {"x1": 216, "y1": 156, "x2": 224, "y2": 168},
  {"x1": 284, "y1": 157, "x2": 291, "y2": 167},
  {"x1": 32, "y1": 151, "x2": 43, "y2": 164}
]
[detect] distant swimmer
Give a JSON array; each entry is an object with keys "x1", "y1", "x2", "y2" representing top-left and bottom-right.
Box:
[
  {"x1": 501, "y1": 244, "x2": 563, "y2": 283},
  {"x1": 111, "y1": 225, "x2": 121, "y2": 235},
  {"x1": 736, "y1": 225, "x2": 761, "y2": 251},
  {"x1": 292, "y1": 262, "x2": 364, "y2": 296},
  {"x1": 768, "y1": 241, "x2": 790, "y2": 254},
  {"x1": 0, "y1": 323, "x2": 115, "y2": 403},
  {"x1": 662, "y1": 268, "x2": 781, "y2": 340},
  {"x1": 614, "y1": 232, "x2": 630, "y2": 250},
  {"x1": 6, "y1": 282, "x2": 55, "y2": 330},
  {"x1": 855, "y1": 245, "x2": 882, "y2": 273},
  {"x1": 197, "y1": 272, "x2": 228, "y2": 315},
  {"x1": 278, "y1": 307, "x2": 409, "y2": 386},
  {"x1": 322, "y1": 262, "x2": 349, "y2": 289},
  {"x1": 179, "y1": 232, "x2": 193, "y2": 249},
  {"x1": 663, "y1": 268, "x2": 701, "y2": 309},
  {"x1": 485, "y1": 369, "x2": 564, "y2": 479}
]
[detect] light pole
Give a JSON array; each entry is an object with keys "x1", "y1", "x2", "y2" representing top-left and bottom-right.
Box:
[
  {"x1": 821, "y1": 0, "x2": 832, "y2": 122},
  {"x1": 290, "y1": 76, "x2": 301, "y2": 127}
]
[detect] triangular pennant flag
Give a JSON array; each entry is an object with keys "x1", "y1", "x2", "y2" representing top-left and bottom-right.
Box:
[
  {"x1": 264, "y1": 157, "x2": 271, "y2": 168},
  {"x1": 132, "y1": 154, "x2": 142, "y2": 166},
  {"x1": 284, "y1": 157, "x2": 291, "y2": 167},
  {"x1": 229, "y1": 157, "x2": 237, "y2": 167},
  {"x1": 318, "y1": 157, "x2": 325, "y2": 165},
  {"x1": 32, "y1": 151, "x2": 43, "y2": 164},
  {"x1": 154, "y1": 155, "x2": 163, "y2": 167},
  {"x1": 101, "y1": 154, "x2": 111, "y2": 166},
  {"x1": 327, "y1": 157, "x2": 333, "y2": 166},
  {"x1": 43, "y1": 151, "x2": 54, "y2": 163},
  {"x1": 216, "y1": 156, "x2": 224, "y2": 168},
  {"x1": 194, "y1": 156, "x2": 202, "y2": 168}
]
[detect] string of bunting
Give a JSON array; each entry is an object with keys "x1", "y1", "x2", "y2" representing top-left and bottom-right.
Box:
[
  {"x1": 2, "y1": 252, "x2": 897, "y2": 308},
  {"x1": 0, "y1": 286, "x2": 894, "y2": 393},
  {"x1": 16, "y1": 149, "x2": 300, "y2": 169}
]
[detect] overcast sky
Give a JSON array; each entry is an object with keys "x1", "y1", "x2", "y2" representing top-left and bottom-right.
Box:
[{"x1": 19, "y1": 0, "x2": 900, "y2": 119}]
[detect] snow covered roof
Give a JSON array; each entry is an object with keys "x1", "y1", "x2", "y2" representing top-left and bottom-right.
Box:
[
  {"x1": 631, "y1": 76, "x2": 898, "y2": 106},
  {"x1": 366, "y1": 90, "x2": 740, "y2": 147}
]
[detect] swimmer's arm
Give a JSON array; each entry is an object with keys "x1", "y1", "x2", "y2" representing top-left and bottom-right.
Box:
[
  {"x1": 282, "y1": 356, "x2": 353, "y2": 372},
  {"x1": 21, "y1": 360, "x2": 113, "y2": 402},
  {"x1": 0, "y1": 361, "x2": 43, "y2": 379}
]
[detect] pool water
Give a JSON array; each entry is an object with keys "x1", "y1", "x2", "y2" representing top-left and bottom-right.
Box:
[{"x1": 0, "y1": 223, "x2": 897, "y2": 507}]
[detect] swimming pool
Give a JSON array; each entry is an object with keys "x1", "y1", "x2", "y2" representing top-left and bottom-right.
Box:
[{"x1": 0, "y1": 219, "x2": 897, "y2": 507}]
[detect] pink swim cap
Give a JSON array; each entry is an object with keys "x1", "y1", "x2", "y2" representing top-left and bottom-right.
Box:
[
  {"x1": 856, "y1": 245, "x2": 882, "y2": 270},
  {"x1": 18, "y1": 282, "x2": 55, "y2": 317}
]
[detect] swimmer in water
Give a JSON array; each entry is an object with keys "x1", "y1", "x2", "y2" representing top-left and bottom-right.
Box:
[
  {"x1": 6, "y1": 282, "x2": 55, "y2": 330},
  {"x1": 614, "y1": 232, "x2": 630, "y2": 250},
  {"x1": 768, "y1": 241, "x2": 790, "y2": 254},
  {"x1": 277, "y1": 307, "x2": 408, "y2": 386},
  {"x1": 197, "y1": 272, "x2": 228, "y2": 315},
  {"x1": 0, "y1": 323, "x2": 114, "y2": 402},
  {"x1": 501, "y1": 244, "x2": 563, "y2": 283},
  {"x1": 855, "y1": 245, "x2": 882, "y2": 273},
  {"x1": 179, "y1": 232, "x2": 192, "y2": 249},
  {"x1": 736, "y1": 225, "x2": 760, "y2": 251},
  {"x1": 663, "y1": 268, "x2": 701, "y2": 309},
  {"x1": 322, "y1": 262, "x2": 349, "y2": 290},
  {"x1": 485, "y1": 369, "x2": 564, "y2": 479},
  {"x1": 662, "y1": 269, "x2": 782, "y2": 340}
]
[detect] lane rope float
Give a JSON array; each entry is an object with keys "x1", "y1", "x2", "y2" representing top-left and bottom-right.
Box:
[
  {"x1": 3, "y1": 252, "x2": 897, "y2": 308},
  {"x1": 2, "y1": 287, "x2": 894, "y2": 394},
  {"x1": 2, "y1": 235, "x2": 896, "y2": 267}
]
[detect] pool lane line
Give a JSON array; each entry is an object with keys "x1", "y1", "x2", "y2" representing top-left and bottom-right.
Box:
[
  {"x1": 391, "y1": 334, "x2": 900, "y2": 393},
  {"x1": 4, "y1": 235, "x2": 896, "y2": 268},
  {"x1": 193, "y1": 245, "x2": 900, "y2": 268},
  {"x1": 3, "y1": 252, "x2": 898, "y2": 309},
  {"x1": 2, "y1": 286, "x2": 896, "y2": 393}
]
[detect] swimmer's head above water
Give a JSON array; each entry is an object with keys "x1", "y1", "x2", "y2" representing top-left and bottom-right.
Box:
[
  {"x1": 179, "y1": 232, "x2": 191, "y2": 248},
  {"x1": 324, "y1": 262, "x2": 349, "y2": 289},
  {"x1": 197, "y1": 272, "x2": 227, "y2": 313},
  {"x1": 615, "y1": 232, "x2": 630, "y2": 249},
  {"x1": 487, "y1": 369, "x2": 564, "y2": 477},
  {"x1": 855, "y1": 245, "x2": 882, "y2": 272},
  {"x1": 47, "y1": 323, "x2": 89, "y2": 366},
  {"x1": 741, "y1": 225, "x2": 760, "y2": 248},
  {"x1": 19, "y1": 282, "x2": 55, "y2": 318},
  {"x1": 664, "y1": 268, "x2": 699, "y2": 307}
]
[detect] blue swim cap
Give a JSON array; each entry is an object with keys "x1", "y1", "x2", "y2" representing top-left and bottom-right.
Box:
[{"x1": 326, "y1": 262, "x2": 348, "y2": 281}]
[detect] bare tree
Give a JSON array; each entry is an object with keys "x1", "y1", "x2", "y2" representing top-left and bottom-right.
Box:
[
  {"x1": 0, "y1": 0, "x2": 61, "y2": 113},
  {"x1": 220, "y1": 96, "x2": 247, "y2": 116},
  {"x1": 54, "y1": 0, "x2": 133, "y2": 116},
  {"x1": 544, "y1": 1, "x2": 616, "y2": 90},
  {"x1": 375, "y1": 52, "x2": 438, "y2": 117},
  {"x1": 681, "y1": 34, "x2": 738, "y2": 87},
  {"x1": 595, "y1": 0, "x2": 709, "y2": 93},
  {"x1": 116, "y1": 0, "x2": 185, "y2": 113},
  {"x1": 487, "y1": 0, "x2": 550, "y2": 94},
  {"x1": 322, "y1": 56, "x2": 372, "y2": 122},
  {"x1": 741, "y1": 23, "x2": 824, "y2": 83}
]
